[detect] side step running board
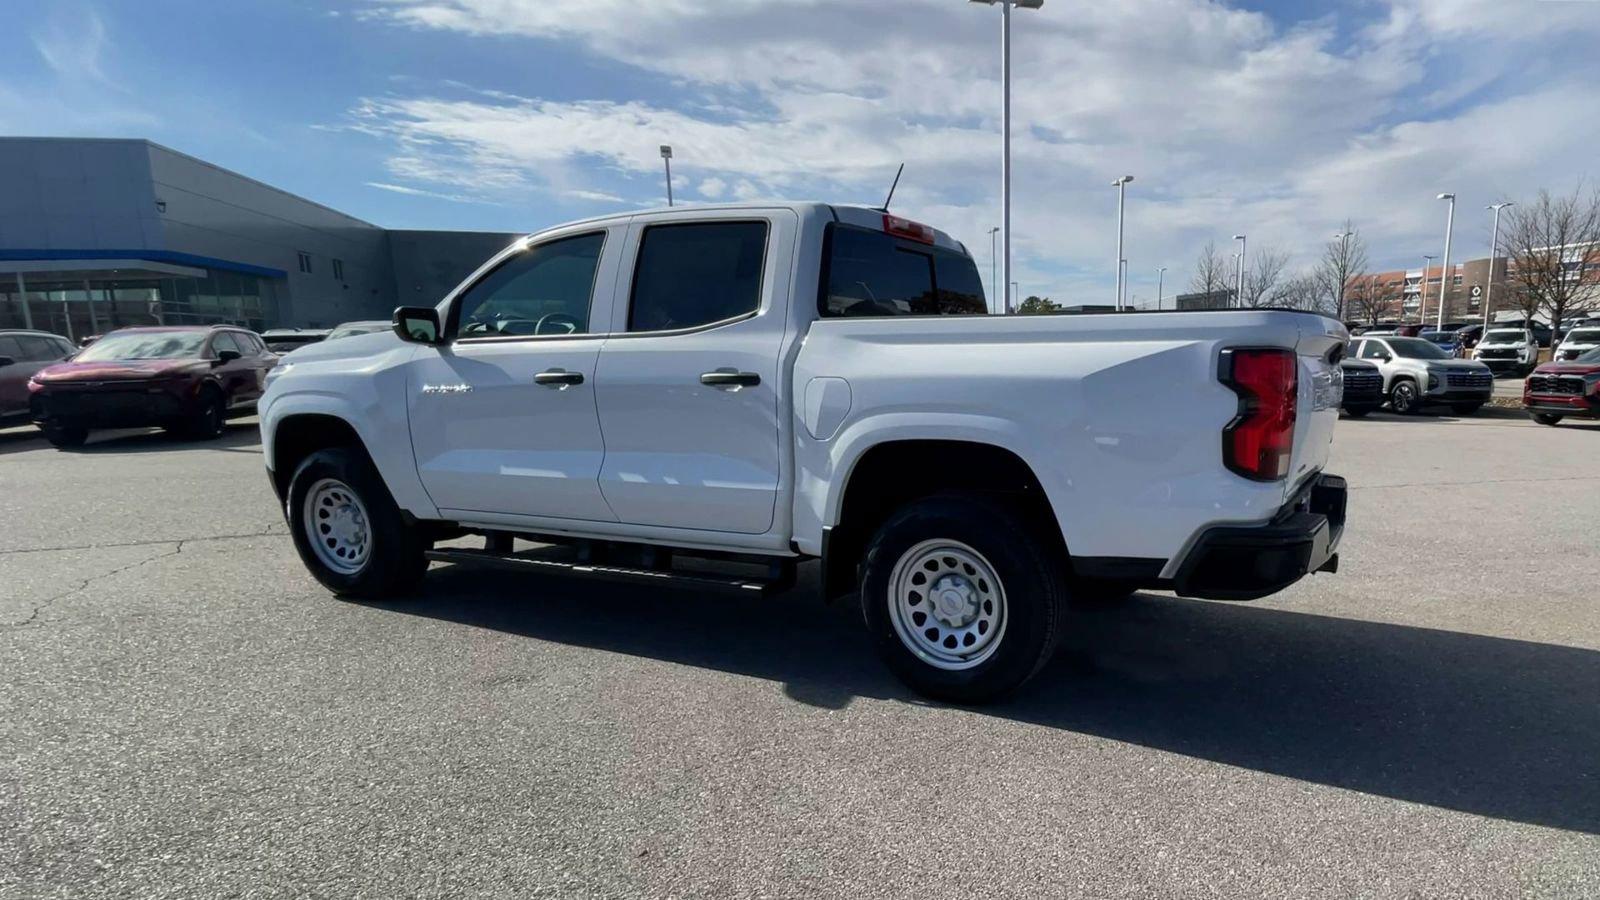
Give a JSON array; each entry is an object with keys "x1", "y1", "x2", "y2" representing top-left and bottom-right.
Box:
[{"x1": 424, "y1": 547, "x2": 774, "y2": 595}]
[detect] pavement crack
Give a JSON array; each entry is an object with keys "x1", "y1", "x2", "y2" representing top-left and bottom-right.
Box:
[
  {"x1": 2, "y1": 542, "x2": 184, "y2": 630},
  {"x1": 0, "y1": 525, "x2": 286, "y2": 558}
]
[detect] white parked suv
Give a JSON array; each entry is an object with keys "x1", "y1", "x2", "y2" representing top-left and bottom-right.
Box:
[
  {"x1": 1474, "y1": 327, "x2": 1539, "y2": 375},
  {"x1": 260, "y1": 202, "x2": 1349, "y2": 702},
  {"x1": 1351, "y1": 335, "x2": 1494, "y2": 414},
  {"x1": 1553, "y1": 325, "x2": 1600, "y2": 362}
]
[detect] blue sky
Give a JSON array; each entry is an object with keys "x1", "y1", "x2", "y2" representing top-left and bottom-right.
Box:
[{"x1": 4, "y1": 0, "x2": 1599, "y2": 306}]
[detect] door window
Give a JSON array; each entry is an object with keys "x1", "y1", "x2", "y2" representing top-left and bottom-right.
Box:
[
  {"x1": 1359, "y1": 341, "x2": 1388, "y2": 360},
  {"x1": 210, "y1": 333, "x2": 242, "y2": 357},
  {"x1": 454, "y1": 233, "x2": 605, "y2": 338},
  {"x1": 627, "y1": 222, "x2": 768, "y2": 332},
  {"x1": 0, "y1": 336, "x2": 22, "y2": 361}
]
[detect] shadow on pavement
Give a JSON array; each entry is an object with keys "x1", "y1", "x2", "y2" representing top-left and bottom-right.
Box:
[
  {"x1": 393, "y1": 564, "x2": 1600, "y2": 834},
  {"x1": 53, "y1": 422, "x2": 261, "y2": 455}
]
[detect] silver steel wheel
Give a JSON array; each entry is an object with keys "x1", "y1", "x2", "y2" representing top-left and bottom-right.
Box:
[
  {"x1": 887, "y1": 539, "x2": 1007, "y2": 671},
  {"x1": 302, "y1": 478, "x2": 372, "y2": 575}
]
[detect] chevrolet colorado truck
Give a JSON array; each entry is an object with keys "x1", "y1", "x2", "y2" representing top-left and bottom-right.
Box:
[{"x1": 260, "y1": 203, "x2": 1348, "y2": 702}]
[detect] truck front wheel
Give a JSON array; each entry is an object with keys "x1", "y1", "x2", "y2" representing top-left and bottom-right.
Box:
[
  {"x1": 859, "y1": 495, "x2": 1065, "y2": 704},
  {"x1": 287, "y1": 446, "x2": 429, "y2": 600}
]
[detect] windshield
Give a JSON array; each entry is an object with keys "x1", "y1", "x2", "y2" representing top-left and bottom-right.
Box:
[
  {"x1": 1563, "y1": 329, "x2": 1600, "y2": 344},
  {"x1": 326, "y1": 323, "x2": 388, "y2": 341},
  {"x1": 73, "y1": 331, "x2": 207, "y2": 361},
  {"x1": 1578, "y1": 347, "x2": 1600, "y2": 364},
  {"x1": 1386, "y1": 337, "x2": 1452, "y2": 360},
  {"x1": 1485, "y1": 330, "x2": 1525, "y2": 343}
]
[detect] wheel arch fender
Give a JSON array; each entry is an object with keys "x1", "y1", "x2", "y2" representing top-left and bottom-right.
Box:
[{"x1": 263, "y1": 390, "x2": 437, "y2": 520}]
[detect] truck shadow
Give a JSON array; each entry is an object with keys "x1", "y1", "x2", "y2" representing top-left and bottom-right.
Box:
[{"x1": 396, "y1": 565, "x2": 1600, "y2": 835}]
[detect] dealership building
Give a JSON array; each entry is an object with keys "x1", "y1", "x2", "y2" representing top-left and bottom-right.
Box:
[{"x1": 0, "y1": 137, "x2": 519, "y2": 341}]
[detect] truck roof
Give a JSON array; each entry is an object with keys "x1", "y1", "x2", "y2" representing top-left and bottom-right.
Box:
[{"x1": 520, "y1": 202, "x2": 969, "y2": 255}]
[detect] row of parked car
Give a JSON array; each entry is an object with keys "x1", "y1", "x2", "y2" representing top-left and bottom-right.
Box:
[
  {"x1": 1338, "y1": 333, "x2": 1600, "y2": 425},
  {"x1": 0, "y1": 320, "x2": 387, "y2": 447}
]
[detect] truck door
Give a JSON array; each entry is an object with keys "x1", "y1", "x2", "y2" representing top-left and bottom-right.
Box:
[
  {"x1": 405, "y1": 228, "x2": 623, "y2": 523},
  {"x1": 592, "y1": 210, "x2": 796, "y2": 534}
]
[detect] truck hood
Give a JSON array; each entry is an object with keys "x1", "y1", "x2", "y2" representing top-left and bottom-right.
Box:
[
  {"x1": 1533, "y1": 361, "x2": 1600, "y2": 376},
  {"x1": 33, "y1": 358, "x2": 208, "y2": 383},
  {"x1": 277, "y1": 330, "x2": 402, "y2": 363}
]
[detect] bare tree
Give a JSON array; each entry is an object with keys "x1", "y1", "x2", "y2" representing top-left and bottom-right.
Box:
[
  {"x1": 1314, "y1": 222, "x2": 1367, "y2": 321},
  {"x1": 1237, "y1": 247, "x2": 1290, "y2": 308},
  {"x1": 1344, "y1": 273, "x2": 1402, "y2": 326},
  {"x1": 1499, "y1": 185, "x2": 1600, "y2": 328},
  {"x1": 1189, "y1": 240, "x2": 1234, "y2": 306},
  {"x1": 1268, "y1": 272, "x2": 1328, "y2": 313}
]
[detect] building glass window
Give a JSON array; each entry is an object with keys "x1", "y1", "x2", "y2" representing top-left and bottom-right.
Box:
[
  {"x1": 332, "y1": 258, "x2": 345, "y2": 281},
  {"x1": 297, "y1": 251, "x2": 313, "y2": 274}
]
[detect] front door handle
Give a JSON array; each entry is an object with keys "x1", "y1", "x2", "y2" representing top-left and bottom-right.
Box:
[
  {"x1": 700, "y1": 370, "x2": 761, "y2": 389},
  {"x1": 534, "y1": 368, "x2": 585, "y2": 388}
]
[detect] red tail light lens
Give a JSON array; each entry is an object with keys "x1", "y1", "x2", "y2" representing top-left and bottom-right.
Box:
[
  {"x1": 1219, "y1": 348, "x2": 1297, "y2": 482},
  {"x1": 882, "y1": 214, "x2": 935, "y2": 244}
]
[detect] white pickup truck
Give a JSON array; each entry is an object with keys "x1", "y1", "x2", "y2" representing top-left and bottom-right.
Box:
[{"x1": 261, "y1": 202, "x2": 1348, "y2": 702}]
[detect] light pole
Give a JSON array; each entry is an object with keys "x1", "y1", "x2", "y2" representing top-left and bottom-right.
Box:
[
  {"x1": 1436, "y1": 192, "x2": 1456, "y2": 330},
  {"x1": 988, "y1": 226, "x2": 1001, "y2": 307},
  {"x1": 1233, "y1": 234, "x2": 1247, "y2": 308},
  {"x1": 1156, "y1": 266, "x2": 1167, "y2": 310},
  {"x1": 659, "y1": 145, "x2": 674, "y2": 207},
  {"x1": 1419, "y1": 254, "x2": 1436, "y2": 324},
  {"x1": 1118, "y1": 259, "x2": 1127, "y2": 309},
  {"x1": 1483, "y1": 202, "x2": 1514, "y2": 334},
  {"x1": 1332, "y1": 230, "x2": 1352, "y2": 319},
  {"x1": 1112, "y1": 175, "x2": 1133, "y2": 309},
  {"x1": 1010, "y1": 281, "x2": 1019, "y2": 313},
  {"x1": 971, "y1": 0, "x2": 1045, "y2": 315}
]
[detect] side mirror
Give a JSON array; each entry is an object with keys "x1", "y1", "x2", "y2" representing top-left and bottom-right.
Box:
[
  {"x1": 214, "y1": 349, "x2": 242, "y2": 365},
  {"x1": 394, "y1": 306, "x2": 443, "y2": 344},
  {"x1": 0, "y1": 356, "x2": 13, "y2": 368}
]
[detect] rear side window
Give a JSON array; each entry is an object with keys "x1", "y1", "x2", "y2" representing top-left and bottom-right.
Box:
[
  {"x1": 822, "y1": 224, "x2": 987, "y2": 317},
  {"x1": 628, "y1": 221, "x2": 768, "y2": 332},
  {"x1": 18, "y1": 335, "x2": 66, "y2": 361},
  {"x1": 0, "y1": 336, "x2": 23, "y2": 360}
]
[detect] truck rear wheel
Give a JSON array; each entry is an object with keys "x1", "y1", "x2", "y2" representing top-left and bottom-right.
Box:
[
  {"x1": 287, "y1": 446, "x2": 429, "y2": 600},
  {"x1": 859, "y1": 495, "x2": 1065, "y2": 704},
  {"x1": 1532, "y1": 413, "x2": 1563, "y2": 426}
]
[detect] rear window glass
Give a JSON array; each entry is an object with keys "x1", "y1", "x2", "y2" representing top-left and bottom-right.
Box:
[
  {"x1": 821, "y1": 225, "x2": 987, "y2": 317},
  {"x1": 1565, "y1": 329, "x2": 1600, "y2": 343}
]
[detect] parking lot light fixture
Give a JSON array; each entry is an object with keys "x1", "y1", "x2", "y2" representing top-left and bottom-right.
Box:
[
  {"x1": 1233, "y1": 234, "x2": 1247, "y2": 308},
  {"x1": 1156, "y1": 266, "x2": 1167, "y2": 310},
  {"x1": 1419, "y1": 254, "x2": 1436, "y2": 324},
  {"x1": 660, "y1": 145, "x2": 674, "y2": 207},
  {"x1": 1437, "y1": 193, "x2": 1456, "y2": 331},
  {"x1": 1484, "y1": 203, "x2": 1514, "y2": 335},
  {"x1": 970, "y1": 0, "x2": 1044, "y2": 315},
  {"x1": 1112, "y1": 175, "x2": 1133, "y2": 308}
]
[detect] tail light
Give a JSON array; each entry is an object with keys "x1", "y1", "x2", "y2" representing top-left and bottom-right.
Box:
[
  {"x1": 1219, "y1": 348, "x2": 1297, "y2": 482},
  {"x1": 882, "y1": 214, "x2": 935, "y2": 244}
]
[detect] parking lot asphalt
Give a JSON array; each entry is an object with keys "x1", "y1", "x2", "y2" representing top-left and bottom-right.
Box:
[{"x1": 2, "y1": 410, "x2": 1598, "y2": 899}]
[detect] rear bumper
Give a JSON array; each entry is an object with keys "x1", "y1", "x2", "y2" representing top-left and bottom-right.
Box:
[{"x1": 1170, "y1": 473, "x2": 1347, "y2": 601}]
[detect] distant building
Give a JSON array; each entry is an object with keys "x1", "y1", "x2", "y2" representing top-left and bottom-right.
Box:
[
  {"x1": 0, "y1": 138, "x2": 518, "y2": 340},
  {"x1": 1175, "y1": 289, "x2": 1232, "y2": 310},
  {"x1": 1347, "y1": 244, "x2": 1600, "y2": 325}
]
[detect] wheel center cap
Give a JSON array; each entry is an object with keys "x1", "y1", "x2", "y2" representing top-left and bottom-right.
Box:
[{"x1": 931, "y1": 575, "x2": 976, "y2": 626}]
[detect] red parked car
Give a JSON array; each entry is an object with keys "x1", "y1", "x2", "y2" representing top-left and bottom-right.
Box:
[
  {"x1": 28, "y1": 325, "x2": 278, "y2": 448},
  {"x1": 1523, "y1": 346, "x2": 1600, "y2": 426}
]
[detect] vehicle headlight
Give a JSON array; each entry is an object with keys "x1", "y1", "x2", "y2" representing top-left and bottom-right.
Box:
[{"x1": 263, "y1": 363, "x2": 290, "y2": 389}]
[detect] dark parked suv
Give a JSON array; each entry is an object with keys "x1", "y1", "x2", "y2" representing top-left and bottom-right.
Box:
[
  {"x1": 0, "y1": 330, "x2": 77, "y2": 427},
  {"x1": 1339, "y1": 358, "x2": 1384, "y2": 418},
  {"x1": 28, "y1": 325, "x2": 278, "y2": 447}
]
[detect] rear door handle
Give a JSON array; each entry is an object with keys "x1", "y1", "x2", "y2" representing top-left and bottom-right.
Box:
[
  {"x1": 534, "y1": 368, "x2": 585, "y2": 388},
  {"x1": 700, "y1": 370, "x2": 761, "y2": 388}
]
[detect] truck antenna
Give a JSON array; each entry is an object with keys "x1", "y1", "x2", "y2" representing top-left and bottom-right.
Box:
[{"x1": 880, "y1": 163, "x2": 904, "y2": 211}]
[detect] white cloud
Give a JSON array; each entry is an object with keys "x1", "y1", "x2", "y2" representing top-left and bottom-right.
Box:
[
  {"x1": 31, "y1": 5, "x2": 111, "y2": 86},
  {"x1": 353, "y1": 0, "x2": 1600, "y2": 301},
  {"x1": 365, "y1": 181, "x2": 491, "y2": 204}
]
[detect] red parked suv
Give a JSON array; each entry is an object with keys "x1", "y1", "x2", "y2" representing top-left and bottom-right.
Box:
[
  {"x1": 28, "y1": 325, "x2": 278, "y2": 448},
  {"x1": 1523, "y1": 346, "x2": 1600, "y2": 426}
]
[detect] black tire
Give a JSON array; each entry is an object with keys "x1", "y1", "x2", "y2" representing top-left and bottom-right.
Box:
[
  {"x1": 1388, "y1": 379, "x2": 1421, "y2": 415},
  {"x1": 859, "y1": 494, "x2": 1066, "y2": 704},
  {"x1": 41, "y1": 423, "x2": 88, "y2": 448},
  {"x1": 1451, "y1": 403, "x2": 1484, "y2": 416},
  {"x1": 1532, "y1": 413, "x2": 1563, "y2": 426},
  {"x1": 286, "y1": 446, "x2": 429, "y2": 600},
  {"x1": 173, "y1": 385, "x2": 227, "y2": 440},
  {"x1": 1342, "y1": 406, "x2": 1375, "y2": 419}
]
